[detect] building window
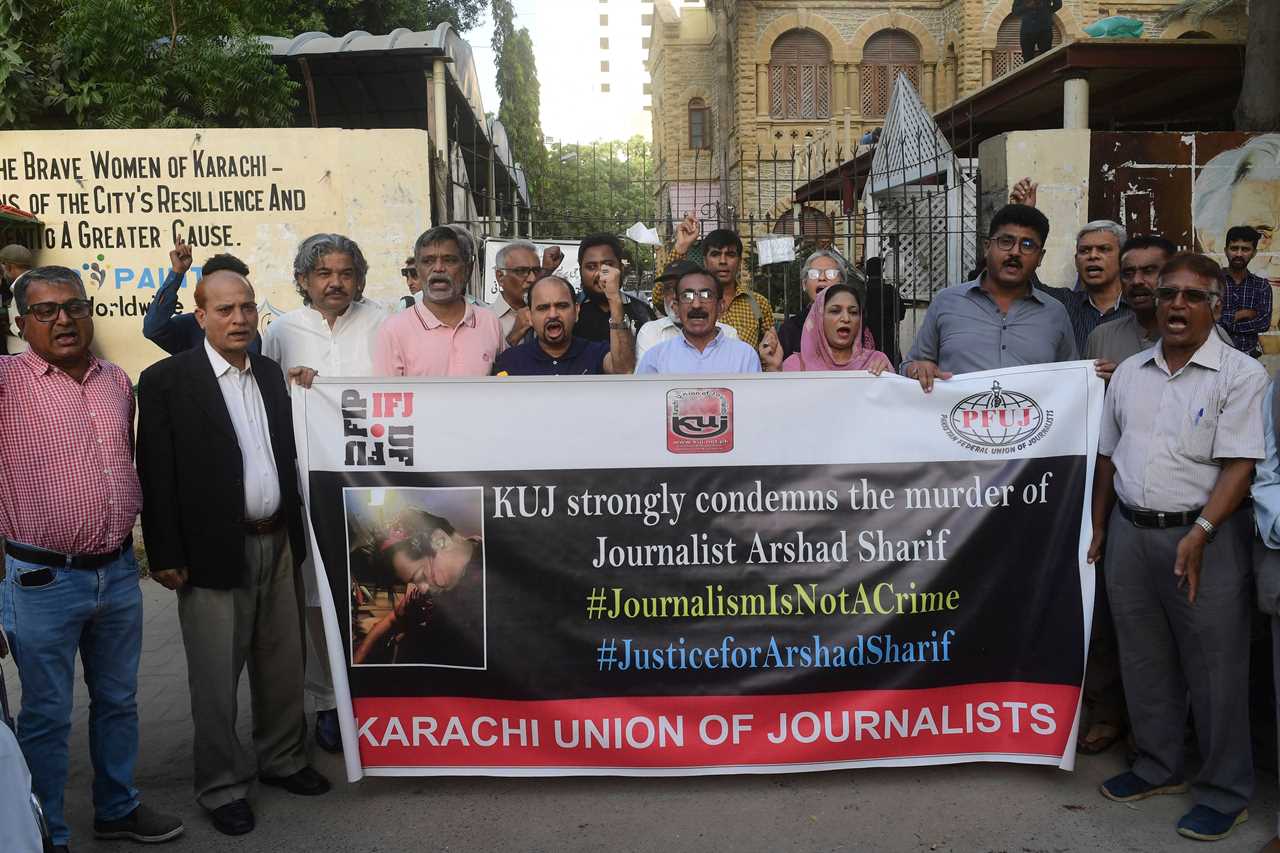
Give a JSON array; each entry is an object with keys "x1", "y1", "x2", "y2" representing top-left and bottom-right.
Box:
[
  {"x1": 600, "y1": 14, "x2": 608, "y2": 25},
  {"x1": 642, "y1": 37, "x2": 651, "y2": 49},
  {"x1": 601, "y1": 61, "x2": 610, "y2": 72},
  {"x1": 768, "y1": 28, "x2": 832, "y2": 120},
  {"x1": 600, "y1": 37, "x2": 609, "y2": 49},
  {"x1": 601, "y1": 83, "x2": 611, "y2": 93},
  {"x1": 688, "y1": 98, "x2": 711, "y2": 149},
  {"x1": 993, "y1": 14, "x2": 1063, "y2": 78},
  {"x1": 859, "y1": 29, "x2": 922, "y2": 118},
  {"x1": 643, "y1": 82, "x2": 652, "y2": 94},
  {"x1": 642, "y1": 13, "x2": 653, "y2": 25}
]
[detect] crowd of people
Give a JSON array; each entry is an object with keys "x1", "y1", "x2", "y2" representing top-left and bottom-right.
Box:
[{"x1": 0, "y1": 180, "x2": 1279, "y2": 850}]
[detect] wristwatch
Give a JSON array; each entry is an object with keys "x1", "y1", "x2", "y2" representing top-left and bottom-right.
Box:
[
  {"x1": 608, "y1": 320, "x2": 627, "y2": 331},
  {"x1": 1194, "y1": 515, "x2": 1217, "y2": 542}
]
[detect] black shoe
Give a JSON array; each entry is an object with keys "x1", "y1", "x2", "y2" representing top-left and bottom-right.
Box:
[
  {"x1": 209, "y1": 799, "x2": 254, "y2": 836},
  {"x1": 259, "y1": 766, "x2": 330, "y2": 796},
  {"x1": 315, "y1": 708, "x2": 342, "y2": 753},
  {"x1": 93, "y1": 803, "x2": 185, "y2": 842}
]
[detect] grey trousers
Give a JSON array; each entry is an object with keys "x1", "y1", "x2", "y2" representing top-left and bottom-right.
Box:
[
  {"x1": 1105, "y1": 505, "x2": 1253, "y2": 814},
  {"x1": 177, "y1": 529, "x2": 307, "y2": 810}
]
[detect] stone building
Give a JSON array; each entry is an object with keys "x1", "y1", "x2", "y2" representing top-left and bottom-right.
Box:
[{"x1": 646, "y1": 0, "x2": 1249, "y2": 229}]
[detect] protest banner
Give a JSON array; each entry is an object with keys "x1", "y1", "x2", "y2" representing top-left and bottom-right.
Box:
[{"x1": 294, "y1": 363, "x2": 1103, "y2": 781}]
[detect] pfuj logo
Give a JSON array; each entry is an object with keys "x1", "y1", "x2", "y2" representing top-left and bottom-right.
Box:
[
  {"x1": 666, "y1": 387, "x2": 733, "y2": 454},
  {"x1": 341, "y1": 389, "x2": 415, "y2": 466},
  {"x1": 941, "y1": 381, "x2": 1053, "y2": 454}
]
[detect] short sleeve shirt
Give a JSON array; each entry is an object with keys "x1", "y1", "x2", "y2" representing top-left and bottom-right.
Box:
[
  {"x1": 374, "y1": 302, "x2": 503, "y2": 377},
  {"x1": 493, "y1": 337, "x2": 609, "y2": 376},
  {"x1": 1100, "y1": 331, "x2": 1268, "y2": 511}
]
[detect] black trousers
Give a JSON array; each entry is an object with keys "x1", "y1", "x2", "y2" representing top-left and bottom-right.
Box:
[{"x1": 1021, "y1": 28, "x2": 1053, "y2": 63}]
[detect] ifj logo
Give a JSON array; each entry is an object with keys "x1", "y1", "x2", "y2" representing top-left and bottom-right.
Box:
[
  {"x1": 341, "y1": 389, "x2": 415, "y2": 466},
  {"x1": 941, "y1": 381, "x2": 1053, "y2": 453},
  {"x1": 666, "y1": 387, "x2": 733, "y2": 454}
]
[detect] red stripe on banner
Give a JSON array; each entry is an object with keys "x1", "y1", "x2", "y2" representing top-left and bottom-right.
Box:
[{"x1": 353, "y1": 682, "x2": 1079, "y2": 769}]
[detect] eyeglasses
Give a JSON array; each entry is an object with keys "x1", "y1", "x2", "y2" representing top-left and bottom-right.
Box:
[
  {"x1": 499, "y1": 266, "x2": 540, "y2": 279},
  {"x1": 990, "y1": 234, "x2": 1042, "y2": 254},
  {"x1": 1155, "y1": 286, "x2": 1218, "y2": 305},
  {"x1": 25, "y1": 299, "x2": 93, "y2": 322},
  {"x1": 806, "y1": 268, "x2": 841, "y2": 281},
  {"x1": 678, "y1": 288, "x2": 717, "y2": 303},
  {"x1": 401, "y1": 267, "x2": 419, "y2": 280}
]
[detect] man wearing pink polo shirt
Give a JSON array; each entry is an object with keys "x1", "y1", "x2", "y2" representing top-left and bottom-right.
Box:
[{"x1": 375, "y1": 226, "x2": 503, "y2": 376}]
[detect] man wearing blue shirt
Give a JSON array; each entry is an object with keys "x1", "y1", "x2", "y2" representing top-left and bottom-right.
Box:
[
  {"x1": 636, "y1": 267, "x2": 761, "y2": 375},
  {"x1": 493, "y1": 271, "x2": 634, "y2": 376},
  {"x1": 142, "y1": 238, "x2": 261, "y2": 355}
]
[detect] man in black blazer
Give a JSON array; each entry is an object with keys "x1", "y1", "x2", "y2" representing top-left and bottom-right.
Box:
[{"x1": 137, "y1": 269, "x2": 329, "y2": 837}]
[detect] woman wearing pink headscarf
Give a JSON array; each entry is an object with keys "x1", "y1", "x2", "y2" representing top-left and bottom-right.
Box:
[{"x1": 759, "y1": 283, "x2": 892, "y2": 374}]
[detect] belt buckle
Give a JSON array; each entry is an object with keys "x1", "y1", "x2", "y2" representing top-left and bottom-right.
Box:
[{"x1": 1157, "y1": 511, "x2": 1166, "y2": 528}]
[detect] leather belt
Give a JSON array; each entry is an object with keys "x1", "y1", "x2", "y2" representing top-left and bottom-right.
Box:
[
  {"x1": 3, "y1": 534, "x2": 133, "y2": 570},
  {"x1": 244, "y1": 512, "x2": 284, "y2": 535},
  {"x1": 1118, "y1": 502, "x2": 1200, "y2": 529}
]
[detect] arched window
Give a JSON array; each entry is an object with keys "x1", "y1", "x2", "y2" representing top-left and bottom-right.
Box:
[
  {"x1": 768, "y1": 29, "x2": 832, "y2": 120},
  {"x1": 860, "y1": 29, "x2": 921, "y2": 118},
  {"x1": 688, "y1": 98, "x2": 711, "y2": 149},
  {"x1": 994, "y1": 14, "x2": 1063, "y2": 78}
]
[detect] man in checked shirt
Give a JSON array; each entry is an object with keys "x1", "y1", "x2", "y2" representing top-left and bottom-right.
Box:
[
  {"x1": 1218, "y1": 225, "x2": 1273, "y2": 356},
  {"x1": 0, "y1": 267, "x2": 183, "y2": 851}
]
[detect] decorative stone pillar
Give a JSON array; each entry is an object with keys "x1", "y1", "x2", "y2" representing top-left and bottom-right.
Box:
[
  {"x1": 756, "y1": 64, "x2": 769, "y2": 116},
  {"x1": 848, "y1": 64, "x2": 861, "y2": 118},
  {"x1": 922, "y1": 65, "x2": 936, "y2": 111},
  {"x1": 981, "y1": 51, "x2": 993, "y2": 87}
]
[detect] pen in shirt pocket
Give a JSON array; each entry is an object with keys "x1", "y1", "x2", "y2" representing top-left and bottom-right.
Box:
[{"x1": 1195, "y1": 407, "x2": 1204, "y2": 425}]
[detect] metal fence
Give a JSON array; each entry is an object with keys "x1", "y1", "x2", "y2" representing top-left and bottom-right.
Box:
[{"x1": 443, "y1": 97, "x2": 983, "y2": 361}]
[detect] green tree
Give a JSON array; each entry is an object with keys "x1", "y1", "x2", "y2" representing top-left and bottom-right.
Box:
[
  {"x1": 291, "y1": 0, "x2": 488, "y2": 34},
  {"x1": 1159, "y1": 0, "x2": 1278, "y2": 130},
  {"x1": 491, "y1": 0, "x2": 544, "y2": 195}
]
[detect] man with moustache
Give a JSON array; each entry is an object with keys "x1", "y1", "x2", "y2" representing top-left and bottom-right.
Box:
[
  {"x1": 636, "y1": 267, "x2": 761, "y2": 374},
  {"x1": 661, "y1": 219, "x2": 774, "y2": 348},
  {"x1": 0, "y1": 243, "x2": 34, "y2": 354},
  {"x1": 901, "y1": 204, "x2": 1077, "y2": 392},
  {"x1": 487, "y1": 241, "x2": 564, "y2": 346},
  {"x1": 1039, "y1": 221, "x2": 1128, "y2": 353},
  {"x1": 375, "y1": 226, "x2": 503, "y2": 376},
  {"x1": 635, "y1": 260, "x2": 739, "y2": 361},
  {"x1": 574, "y1": 233, "x2": 655, "y2": 342},
  {"x1": 1090, "y1": 253, "x2": 1266, "y2": 842},
  {"x1": 1, "y1": 267, "x2": 184, "y2": 850},
  {"x1": 261, "y1": 233, "x2": 385, "y2": 755},
  {"x1": 493, "y1": 271, "x2": 634, "y2": 376},
  {"x1": 1218, "y1": 226, "x2": 1272, "y2": 356},
  {"x1": 138, "y1": 270, "x2": 329, "y2": 837},
  {"x1": 1086, "y1": 236, "x2": 1177, "y2": 379}
]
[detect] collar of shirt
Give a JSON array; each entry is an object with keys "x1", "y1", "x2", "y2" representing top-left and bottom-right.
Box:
[
  {"x1": 1147, "y1": 328, "x2": 1225, "y2": 377},
  {"x1": 533, "y1": 336, "x2": 589, "y2": 363},
  {"x1": 1081, "y1": 288, "x2": 1123, "y2": 316},
  {"x1": 488, "y1": 294, "x2": 518, "y2": 318},
  {"x1": 302, "y1": 301, "x2": 368, "y2": 334},
  {"x1": 679, "y1": 329, "x2": 725, "y2": 352},
  {"x1": 204, "y1": 337, "x2": 253, "y2": 378},
  {"x1": 965, "y1": 276, "x2": 1047, "y2": 306},
  {"x1": 16, "y1": 347, "x2": 101, "y2": 381},
  {"x1": 415, "y1": 301, "x2": 476, "y2": 329}
]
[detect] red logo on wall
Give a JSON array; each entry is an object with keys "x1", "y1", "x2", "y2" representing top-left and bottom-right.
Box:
[{"x1": 667, "y1": 388, "x2": 733, "y2": 454}]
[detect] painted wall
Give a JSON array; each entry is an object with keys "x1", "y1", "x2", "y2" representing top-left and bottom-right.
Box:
[
  {"x1": 979, "y1": 129, "x2": 1092, "y2": 288},
  {"x1": 0, "y1": 128, "x2": 431, "y2": 377}
]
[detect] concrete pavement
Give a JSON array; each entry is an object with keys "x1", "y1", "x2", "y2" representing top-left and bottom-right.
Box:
[{"x1": 14, "y1": 580, "x2": 1278, "y2": 852}]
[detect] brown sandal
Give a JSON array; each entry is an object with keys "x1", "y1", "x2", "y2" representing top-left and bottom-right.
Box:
[{"x1": 1078, "y1": 723, "x2": 1124, "y2": 755}]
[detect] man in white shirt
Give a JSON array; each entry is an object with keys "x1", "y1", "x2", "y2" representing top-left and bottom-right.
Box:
[
  {"x1": 262, "y1": 233, "x2": 384, "y2": 754},
  {"x1": 635, "y1": 261, "x2": 739, "y2": 361}
]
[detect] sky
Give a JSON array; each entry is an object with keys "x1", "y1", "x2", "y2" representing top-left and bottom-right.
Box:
[{"x1": 462, "y1": 0, "x2": 651, "y2": 143}]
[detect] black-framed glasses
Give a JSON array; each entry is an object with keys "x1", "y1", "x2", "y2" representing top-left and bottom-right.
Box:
[
  {"x1": 24, "y1": 299, "x2": 93, "y2": 322},
  {"x1": 678, "y1": 288, "x2": 717, "y2": 303},
  {"x1": 990, "y1": 234, "x2": 1041, "y2": 254},
  {"x1": 1155, "y1": 286, "x2": 1217, "y2": 305},
  {"x1": 401, "y1": 266, "x2": 419, "y2": 280},
  {"x1": 498, "y1": 266, "x2": 539, "y2": 279}
]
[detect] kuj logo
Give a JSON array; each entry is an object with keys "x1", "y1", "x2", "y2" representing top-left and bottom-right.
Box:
[
  {"x1": 667, "y1": 388, "x2": 733, "y2": 454},
  {"x1": 942, "y1": 381, "x2": 1054, "y2": 453},
  {"x1": 341, "y1": 389, "x2": 415, "y2": 466}
]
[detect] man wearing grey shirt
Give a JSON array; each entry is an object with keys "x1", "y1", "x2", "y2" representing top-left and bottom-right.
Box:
[
  {"x1": 902, "y1": 204, "x2": 1077, "y2": 391},
  {"x1": 1089, "y1": 252, "x2": 1267, "y2": 843}
]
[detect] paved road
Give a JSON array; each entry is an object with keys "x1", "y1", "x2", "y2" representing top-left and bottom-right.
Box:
[{"x1": 13, "y1": 581, "x2": 1278, "y2": 852}]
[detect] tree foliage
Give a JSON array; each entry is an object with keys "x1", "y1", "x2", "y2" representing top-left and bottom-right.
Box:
[
  {"x1": 491, "y1": 0, "x2": 544, "y2": 194},
  {"x1": 289, "y1": 0, "x2": 487, "y2": 34}
]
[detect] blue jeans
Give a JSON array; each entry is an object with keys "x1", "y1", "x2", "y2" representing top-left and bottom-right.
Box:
[{"x1": 1, "y1": 547, "x2": 142, "y2": 846}]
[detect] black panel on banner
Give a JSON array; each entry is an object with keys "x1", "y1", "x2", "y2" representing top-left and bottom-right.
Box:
[{"x1": 309, "y1": 456, "x2": 1086, "y2": 701}]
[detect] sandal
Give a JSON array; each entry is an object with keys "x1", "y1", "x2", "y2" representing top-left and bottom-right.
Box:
[{"x1": 1078, "y1": 722, "x2": 1124, "y2": 755}]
